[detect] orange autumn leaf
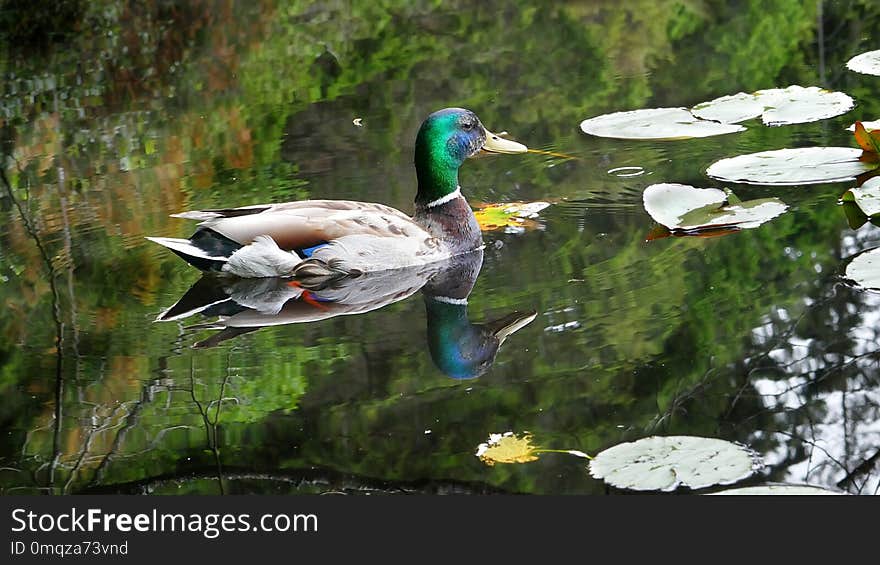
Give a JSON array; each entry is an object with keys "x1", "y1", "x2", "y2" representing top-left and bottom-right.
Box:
[
  {"x1": 854, "y1": 121, "x2": 880, "y2": 154},
  {"x1": 645, "y1": 224, "x2": 742, "y2": 242}
]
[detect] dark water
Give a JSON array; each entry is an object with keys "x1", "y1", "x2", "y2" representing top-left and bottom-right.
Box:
[{"x1": 1, "y1": 0, "x2": 879, "y2": 494}]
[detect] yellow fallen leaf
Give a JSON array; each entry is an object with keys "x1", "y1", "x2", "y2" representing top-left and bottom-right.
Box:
[
  {"x1": 476, "y1": 431, "x2": 592, "y2": 466},
  {"x1": 476, "y1": 432, "x2": 540, "y2": 466},
  {"x1": 474, "y1": 202, "x2": 551, "y2": 232}
]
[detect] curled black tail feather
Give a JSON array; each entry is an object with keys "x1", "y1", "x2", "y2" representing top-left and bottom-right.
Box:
[{"x1": 147, "y1": 228, "x2": 243, "y2": 272}]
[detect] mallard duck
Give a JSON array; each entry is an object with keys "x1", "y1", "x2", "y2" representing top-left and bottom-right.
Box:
[
  {"x1": 146, "y1": 108, "x2": 527, "y2": 280},
  {"x1": 156, "y1": 250, "x2": 536, "y2": 378}
]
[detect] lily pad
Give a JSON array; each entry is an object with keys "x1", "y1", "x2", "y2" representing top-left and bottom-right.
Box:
[
  {"x1": 845, "y1": 247, "x2": 880, "y2": 290},
  {"x1": 841, "y1": 201, "x2": 870, "y2": 230},
  {"x1": 846, "y1": 50, "x2": 880, "y2": 76},
  {"x1": 579, "y1": 107, "x2": 745, "y2": 140},
  {"x1": 758, "y1": 86, "x2": 854, "y2": 126},
  {"x1": 708, "y1": 484, "x2": 847, "y2": 495},
  {"x1": 643, "y1": 183, "x2": 787, "y2": 232},
  {"x1": 692, "y1": 86, "x2": 855, "y2": 126},
  {"x1": 474, "y1": 201, "x2": 551, "y2": 233},
  {"x1": 588, "y1": 436, "x2": 763, "y2": 492},
  {"x1": 847, "y1": 120, "x2": 880, "y2": 132},
  {"x1": 842, "y1": 177, "x2": 880, "y2": 217},
  {"x1": 706, "y1": 147, "x2": 874, "y2": 185},
  {"x1": 691, "y1": 92, "x2": 766, "y2": 124}
]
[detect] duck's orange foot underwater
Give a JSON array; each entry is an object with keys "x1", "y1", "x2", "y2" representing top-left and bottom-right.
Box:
[{"x1": 287, "y1": 280, "x2": 330, "y2": 311}]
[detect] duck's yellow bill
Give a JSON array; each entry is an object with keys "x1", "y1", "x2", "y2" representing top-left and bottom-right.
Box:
[{"x1": 482, "y1": 129, "x2": 528, "y2": 154}]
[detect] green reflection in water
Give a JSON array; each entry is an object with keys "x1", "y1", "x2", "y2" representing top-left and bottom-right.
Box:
[{"x1": 2, "y1": 0, "x2": 880, "y2": 494}]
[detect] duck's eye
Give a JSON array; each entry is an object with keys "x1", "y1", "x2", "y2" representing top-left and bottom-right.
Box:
[{"x1": 461, "y1": 121, "x2": 475, "y2": 131}]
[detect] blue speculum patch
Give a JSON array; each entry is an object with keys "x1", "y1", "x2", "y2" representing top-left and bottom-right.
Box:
[{"x1": 298, "y1": 242, "x2": 329, "y2": 258}]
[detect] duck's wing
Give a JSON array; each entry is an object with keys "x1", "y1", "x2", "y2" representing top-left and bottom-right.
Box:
[
  {"x1": 175, "y1": 200, "x2": 427, "y2": 251},
  {"x1": 173, "y1": 199, "x2": 410, "y2": 220}
]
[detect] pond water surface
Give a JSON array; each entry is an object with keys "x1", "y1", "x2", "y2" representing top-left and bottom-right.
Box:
[{"x1": 1, "y1": 0, "x2": 879, "y2": 494}]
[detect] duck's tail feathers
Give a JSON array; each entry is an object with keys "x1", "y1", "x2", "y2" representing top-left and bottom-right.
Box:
[{"x1": 145, "y1": 236, "x2": 230, "y2": 272}]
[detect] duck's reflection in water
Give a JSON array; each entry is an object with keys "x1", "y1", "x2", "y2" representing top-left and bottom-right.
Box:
[{"x1": 157, "y1": 249, "x2": 536, "y2": 378}]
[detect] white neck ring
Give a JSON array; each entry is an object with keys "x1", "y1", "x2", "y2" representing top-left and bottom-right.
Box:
[
  {"x1": 431, "y1": 295, "x2": 469, "y2": 305},
  {"x1": 424, "y1": 187, "x2": 462, "y2": 208}
]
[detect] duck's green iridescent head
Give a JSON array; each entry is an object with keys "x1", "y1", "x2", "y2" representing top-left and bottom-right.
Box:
[{"x1": 414, "y1": 108, "x2": 527, "y2": 207}]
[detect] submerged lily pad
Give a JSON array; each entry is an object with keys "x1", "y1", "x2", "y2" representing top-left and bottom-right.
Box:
[
  {"x1": 588, "y1": 436, "x2": 763, "y2": 492},
  {"x1": 474, "y1": 201, "x2": 551, "y2": 233},
  {"x1": 846, "y1": 50, "x2": 880, "y2": 76},
  {"x1": 845, "y1": 247, "x2": 880, "y2": 290},
  {"x1": 842, "y1": 177, "x2": 880, "y2": 218},
  {"x1": 643, "y1": 183, "x2": 787, "y2": 232},
  {"x1": 708, "y1": 484, "x2": 847, "y2": 495},
  {"x1": 707, "y1": 147, "x2": 874, "y2": 185},
  {"x1": 692, "y1": 86, "x2": 854, "y2": 126},
  {"x1": 579, "y1": 107, "x2": 745, "y2": 140}
]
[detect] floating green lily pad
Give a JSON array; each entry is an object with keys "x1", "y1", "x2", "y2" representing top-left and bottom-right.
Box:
[
  {"x1": 708, "y1": 484, "x2": 847, "y2": 495},
  {"x1": 579, "y1": 107, "x2": 745, "y2": 140},
  {"x1": 842, "y1": 177, "x2": 880, "y2": 218},
  {"x1": 692, "y1": 86, "x2": 855, "y2": 126},
  {"x1": 643, "y1": 183, "x2": 787, "y2": 232},
  {"x1": 707, "y1": 147, "x2": 874, "y2": 185},
  {"x1": 841, "y1": 202, "x2": 870, "y2": 230},
  {"x1": 588, "y1": 436, "x2": 763, "y2": 492},
  {"x1": 845, "y1": 247, "x2": 880, "y2": 290},
  {"x1": 846, "y1": 50, "x2": 880, "y2": 76}
]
